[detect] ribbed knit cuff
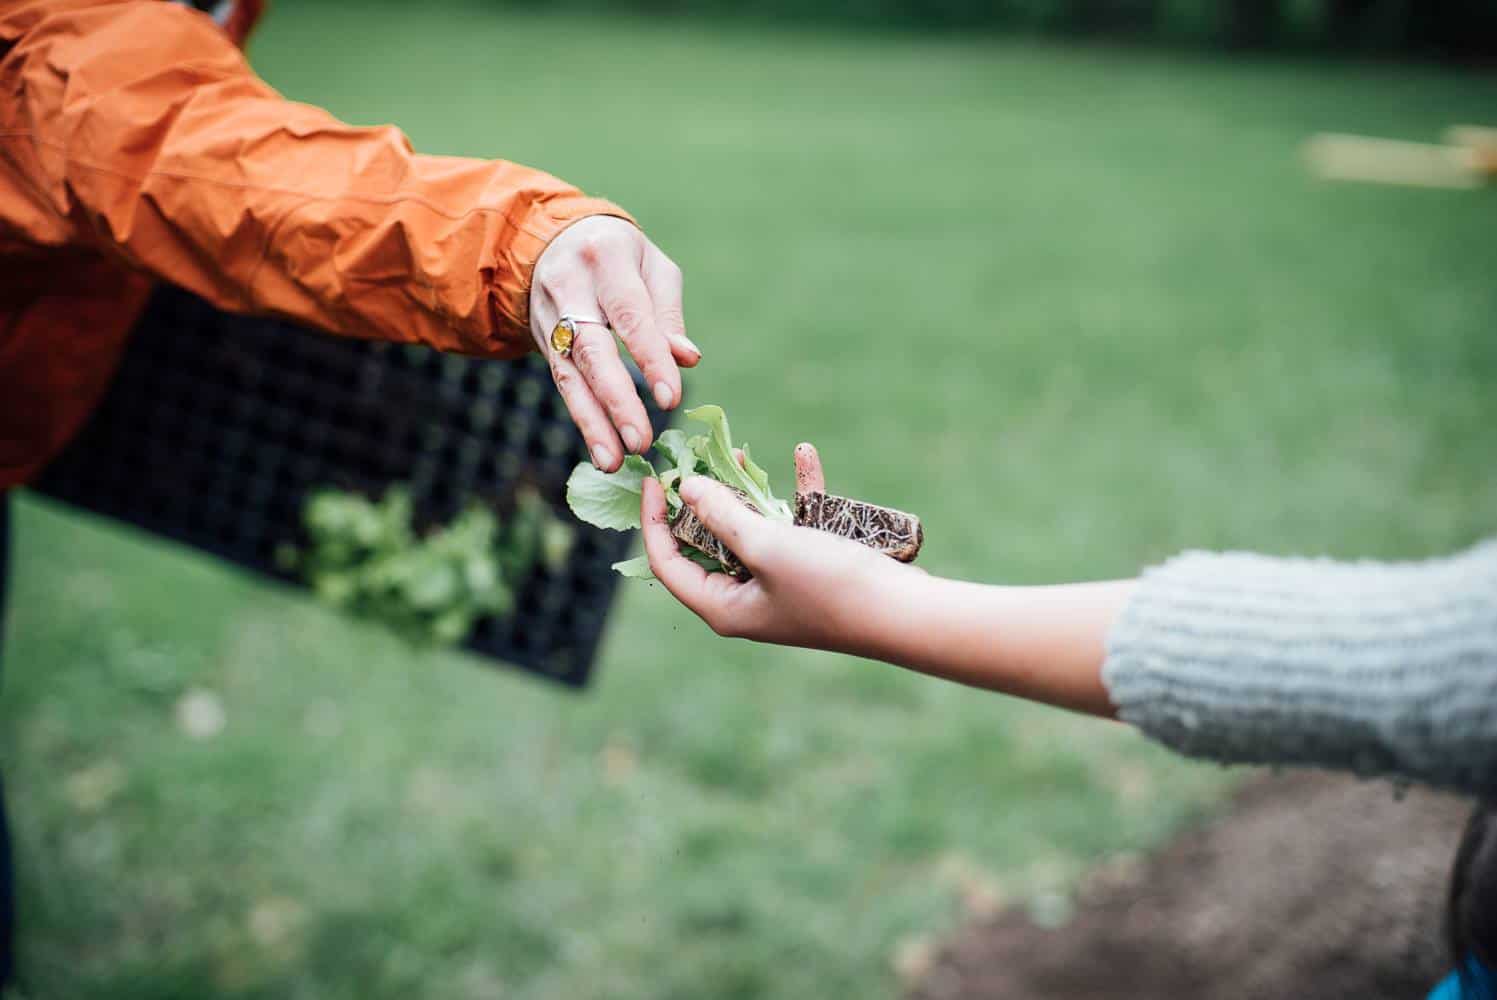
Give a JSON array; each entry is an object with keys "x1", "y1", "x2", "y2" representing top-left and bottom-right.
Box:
[{"x1": 1102, "y1": 540, "x2": 1497, "y2": 797}]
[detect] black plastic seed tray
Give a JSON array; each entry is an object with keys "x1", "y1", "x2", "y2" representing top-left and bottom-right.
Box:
[{"x1": 34, "y1": 285, "x2": 667, "y2": 688}]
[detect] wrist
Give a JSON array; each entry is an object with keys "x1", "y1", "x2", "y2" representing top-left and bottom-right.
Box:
[
  {"x1": 516, "y1": 205, "x2": 638, "y2": 342},
  {"x1": 833, "y1": 562, "x2": 940, "y2": 663}
]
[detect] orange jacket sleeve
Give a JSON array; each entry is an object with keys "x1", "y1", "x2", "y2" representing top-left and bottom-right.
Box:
[{"x1": 0, "y1": 0, "x2": 634, "y2": 359}]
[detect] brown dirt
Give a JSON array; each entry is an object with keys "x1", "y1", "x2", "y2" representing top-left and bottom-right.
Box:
[{"x1": 908, "y1": 771, "x2": 1475, "y2": 1000}]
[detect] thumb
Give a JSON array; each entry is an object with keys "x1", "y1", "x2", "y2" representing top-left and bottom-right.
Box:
[{"x1": 678, "y1": 476, "x2": 773, "y2": 568}]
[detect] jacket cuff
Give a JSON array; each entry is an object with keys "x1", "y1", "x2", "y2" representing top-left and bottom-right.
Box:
[{"x1": 485, "y1": 194, "x2": 637, "y2": 358}]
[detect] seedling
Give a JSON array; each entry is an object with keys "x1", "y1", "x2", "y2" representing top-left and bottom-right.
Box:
[
  {"x1": 565, "y1": 405, "x2": 922, "y2": 578},
  {"x1": 285, "y1": 485, "x2": 574, "y2": 646}
]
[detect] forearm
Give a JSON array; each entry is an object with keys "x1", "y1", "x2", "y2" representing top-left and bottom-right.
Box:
[
  {"x1": 855, "y1": 572, "x2": 1135, "y2": 717},
  {"x1": 653, "y1": 460, "x2": 1497, "y2": 797},
  {"x1": 0, "y1": 0, "x2": 629, "y2": 356}
]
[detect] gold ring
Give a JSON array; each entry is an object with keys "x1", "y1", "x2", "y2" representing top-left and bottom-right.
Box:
[{"x1": 551, "y1": 314, "x2": 609, "y2": 358}]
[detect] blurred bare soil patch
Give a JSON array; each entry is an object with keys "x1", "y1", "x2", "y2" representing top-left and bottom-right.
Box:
[{"x1": 909, "y1": 771, "x2": 1472, "y2": 1000}]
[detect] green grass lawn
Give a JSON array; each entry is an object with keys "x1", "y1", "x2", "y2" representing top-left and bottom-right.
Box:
[{"x1": 5, "y1": 5, "x2": 1497, "y2": 997}]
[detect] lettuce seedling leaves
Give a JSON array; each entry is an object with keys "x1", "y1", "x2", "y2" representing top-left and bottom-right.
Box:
[
  {"x1": 610, "y1": 555, "x2": 655, "y2": 579},
  {"x1": 652, "y1": 428, "x2": 700, "y2": 514},
  {"x1": 682, "y1": 548, "x2": 728, "y2": 573},
  {"x1": 564, "y1": 454, "x2": 655, "y2": 531},
  {"x1": 565, "y1": 404, "x2": 788, "y2": 576},
  {"x1": 610, "y1": 546, "x2": 728, "y2": 581},
  {"x1": 739, "y1": 443, "x2": 773, "y2": 497},
  {"x1": 653, "y1": 428, "x2": 697, "y2": 476},
  {"x1": 683, "y1": 405, "x2": 792, "y2": 522}
]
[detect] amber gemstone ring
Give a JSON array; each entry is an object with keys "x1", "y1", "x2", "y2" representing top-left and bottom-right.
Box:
[{"x1": 550, "y1": 314, "x2": 610, "y2": 359}]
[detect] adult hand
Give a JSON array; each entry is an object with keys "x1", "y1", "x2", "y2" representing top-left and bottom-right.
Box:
[
  {"x1": 530, "y1": 216, "x2": 700, "y2": 472},
  {"x1": 640, "y1": 444, "x2": 920, "y2": 653}
]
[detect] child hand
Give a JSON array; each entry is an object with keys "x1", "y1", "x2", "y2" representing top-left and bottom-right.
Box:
[{"x1": 640, "y1": 444, "x2": 921, "y2": 653}]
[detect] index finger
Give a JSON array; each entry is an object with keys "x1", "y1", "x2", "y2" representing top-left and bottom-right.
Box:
[
  {"x1": 596, "y1": 259, "x2": 681, "y2": 413},
  {"x1": 642, "y1": 247, "x2": 699, "y2": 369}
]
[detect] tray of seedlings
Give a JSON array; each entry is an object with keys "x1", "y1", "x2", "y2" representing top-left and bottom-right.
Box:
[{"x1": 35, "y1": 285, "x2": 670, "y2": 688}]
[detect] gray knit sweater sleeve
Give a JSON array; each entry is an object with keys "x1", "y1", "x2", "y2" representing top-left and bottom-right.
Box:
[{"x1": 1101, "y1": 539, "x2": 1497, "y2": 798}]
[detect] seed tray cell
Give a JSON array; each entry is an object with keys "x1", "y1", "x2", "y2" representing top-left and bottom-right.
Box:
[{"x1": 34, "y1": 286, "x2": 667, "y2": 688}]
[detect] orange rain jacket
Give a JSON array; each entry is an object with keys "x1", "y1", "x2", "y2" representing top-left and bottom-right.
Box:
[{"x1": 0, "y1": 0, "x2": 631, "y2": 488}]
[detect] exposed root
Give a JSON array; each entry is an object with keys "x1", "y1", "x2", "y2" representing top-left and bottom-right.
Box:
[
  {"x1": 670, "y1": 487, "x2": 753, "y2": 580},
  {"x1": 669, "y1": 487, "x2": 923, "y2": 579},
  {"x1": 794, "y1": 492, "x2": 923, "y2": 562}
]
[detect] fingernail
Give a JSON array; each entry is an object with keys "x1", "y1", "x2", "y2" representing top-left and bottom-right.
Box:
[
  {"x1": 591, "y1": 444, "x2": 614, "y2": 468},
  {"x1": 621, "y1": 426, "x2": 642, "y2": 453},
  {"x1": 653, "y1": 381, "x2": 674, "y2": 409},
  {"x1": 671, "y1": 333, "x2": 702, "y2": 358},
  {"x1": 679, "y1": 476, "x2": 702, "y2": 501}
]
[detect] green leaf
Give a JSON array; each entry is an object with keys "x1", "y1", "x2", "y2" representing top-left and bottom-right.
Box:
[
  {"x1": 471, "y1": 581, "x2": 513, "y2": 616},
  {"x1": 564, "y1": 454, "x2": 655, "y2": 531},
  {"x1": 539, "y1": 519, "x2": 576, "y2": 571},
  {"x1": 739, "y1": 443, "x2": 772, "y2": 496},
  {"x1": 658, "y1": 468, "x2": 684, "y2": 516},
  {"x1": 462, "y1": 554, "x2": 498, "y2": 594},
  {"x1": 402, "y1": 561, "x2": 459, "y2": 611},
  {"x1": 682, "y1": 548, "x2": 729, "y2": 573},
  {"x1": 653, "y1": 428, "x2": 696, "y2": 474},
  {"x1": 611, "y1": 555, "x2": 655, "y2": 579},
  {"x1": 683, "y1": 405, "x2": 792, "y2": 521},
  {"x1": 430, "y1": 606, "x2": 476, "y2": 646},
  {"x1": 614, "y1": 545, "x2": 729, "y2": 578},
  {"x1": 313, "y1": 571, "x2": 356, "y2": 607}
]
